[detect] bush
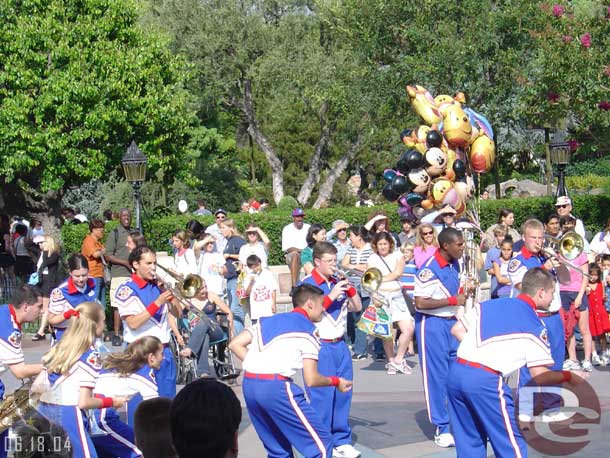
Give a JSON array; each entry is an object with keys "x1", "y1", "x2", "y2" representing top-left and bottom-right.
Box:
[
  {"x1": 277, "y1": 196, "x2": 299, "y2": 211},
  {"x1": 61, "y1": 194, "x2": 610, "y2": 265}
]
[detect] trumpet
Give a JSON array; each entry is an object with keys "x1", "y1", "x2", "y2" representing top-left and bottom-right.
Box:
[
  {"x1": 542, "y1": 231, "x2": 592, "y2": 282},
  {"x1": 154, "y1": 264, "x2": 204, "y2": 308}
]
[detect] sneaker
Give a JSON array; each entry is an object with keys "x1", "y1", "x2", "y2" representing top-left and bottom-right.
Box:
[
  {"x1": 375, "y1": 353, "x2": 386, "y2": 362},
  {"x1": 601, "y1": 355, "x2": 610, "y2": 366},
  {"x1": 434, "y1": 432, "x2": 455, "y2": 448},
  {"x1": 332, "y1": 444, "x2": 361, "y2": 458},
  {"x1": 351, "y1": 353, "x2": 366, "y2": 361},
  {"x1": 592, "y1": 354, "x2": 602, "y2": 366},
  {"x1": 580, "y1": 360, "x2": 593, "y2": 372},
  {"x1": 390, "y1": 359, "x2": 412, "y2": 375},
  {"x1": 386, "y1": 363, "x2": 397, "y2": 375},
  {"x1": 32, "y1": 333, "x2": 46, "y2": 341},
  {"x1": 562, "y1": 359, "x2": 580, "y2": 370},
  {"x1": 111, "y1": 334, "x2": 122, "y2": 347}
]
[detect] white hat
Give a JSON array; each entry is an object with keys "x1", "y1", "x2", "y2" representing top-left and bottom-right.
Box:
[
  {"x1": 333, "y1": 219, "x2": 349, "y2": 231},
  {"x1": 33, "y1": 236, "x2": 45, "y2": 244},
  {"x1": 555, "y1": 195, "x2": 572, "y2": 206}
]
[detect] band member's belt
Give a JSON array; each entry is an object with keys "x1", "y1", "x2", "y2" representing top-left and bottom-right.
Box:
[
  {"x1": 536, "y1": 310, "x2": 559, "y2": 318},
  {"x1": 244, "y1": 371, "x2": 291, "y2": 381},
  {"x1": 319, "y1": 337, "x2": 344, "y2": 343},
  {"x1": 456, "y1": 357, "x2": 501, "y2": 376}
]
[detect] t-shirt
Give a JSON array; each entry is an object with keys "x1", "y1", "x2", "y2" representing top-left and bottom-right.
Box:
[
  {"x1": 106, "y1": 225, "x2": 132, "y2": 277},
  {"x1": 344, "y1": 244, "x2": 373, "y2": 297},
  {"x1": 198, "y1": 252, "x2": 225, "y2": 295},
  {"x1": 300, "y1": 246, "x2": 313, "y2": 266},
  {"x1": 81, "y1": 234, "x2": 104, "y2": 278},
  {"x1": 281, "y1": 223, "x2": 310, "y2": 252},
  {"x1": 559, "y1": 252, "x2": 589, "y2": 293},
  {"x1": 173, "y1": 248, "x2": 197, "y2": 277},
  {"x1": 367, "y1": 251, "x2": 403, "y2": 293},
  {"x1": 223, "y1": 236, "x2": 246, "y2": 280},
  {"x1": 238, "y1": 242, "x2": 268, "y2": 271},
  {"x1": 245, "y1": 269, "x2": 278, "y2": 320}
]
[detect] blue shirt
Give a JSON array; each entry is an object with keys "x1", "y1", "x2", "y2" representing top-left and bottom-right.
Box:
[
  {"x1": 414, "y1": 249, "x2": 461, "y2": 317},
  {"x1": 0, "y1": 304, "x2": 24, "y2": 399}
]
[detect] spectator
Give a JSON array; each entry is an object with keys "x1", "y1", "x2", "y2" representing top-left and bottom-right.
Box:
[
  {"x1": 258, "y1": 198, "x2": 270, "y2": 211},
  {"x1": 491, "y1": 237, "x2": 514, "y2": 299},
  {"x1": 205, "y1": 209, "x2": 228, "y2": 253},
  {"x1": 185, "y1": 220, "x2": 206, "y2": 249},
  {"x1": 414, "y1": 223, "x2": 439, "y2": 269},
  {"x1": 244, "y1": 254, "x2": 278, "y2": 323},
  {"x1": 0, "y1": 214, "x2": 16, "y2": 288},
  {"x1": 485, "y1": 208, "x2": 521, "y2": 245},
  {"x1": 365, "y1": 210, "x2": 400, "y2": 247},
  {"x1": 399, "y1": 241, "x2": 417, "y2": 309},
  {"x1": 481, "y1": 190, "x2": 490, "y2": 200},
  {"x1": 170, "y1": 379, "x2": 241, "y2": 458},
  {"x1": 197, "y1": 235, "x2": 225, "y2": 296},
  {"x1": 170, "y1": 230, "x2": 197, "y2": 278},
  {"x1": 301, "y1": 224, "x2": 327, "y2": 276},
  {"x1": 193, "y1": 199, "x2": 212, "y2": 216},
  {"x1": 248, "y1": 198, "x2": 261, "y2": 213},
  {"x1": 31, "y1": 235, "x2": 62, "y2": 341},
  {"x1": 398, "y1": 214, "x2": 417, "y2": 246},
  {"x1": 555, "y1": 196, "x2": 585, "y2": 238},
  {"x1": 326, "y1": 220, "x2": 351, "y2": 264},
  {"x1": 134, "y1": 397, "x2": 176, "y2": 458},
  {"x1": 103, "y1": 209, "x2": 114, "y2": 222},
  {"x1": 238, "y1": 224, "x2": 270, "y2": 272},
  {"x1": 421, "y1": 205, "x2": 457, "y2": 234},
  {"x1": 13, "y1": 224, "x2": 34, "y2": 284},
  {"x1": 483, "y1": 225, "x2": 508, "y2": 292},
  {"x1": 126, "y1": 230, "x2": 148, "y2": 253},
  {"x1": 281, "y1": 208, "x2": 310, "y2": 287},
  {"x1": 239, "y1": 201, "x2": 250, "y2": 213},
  {"x1": 586, "y1": 264, "x2": 610, "y2": 365},
  {"x1": 73, "y1": 207, "x2": 88, "y2": 223},
  {"x1": 105, "y1": 208, "x2": 133, "y2": 346},
  {"x1": 545, "y1": 213, "x2": 561, "y2": 239},
  {"x1": 31, "y1": 219, "x2": 44, "y2": 238},
  {"x1": 590, "y1": 217, "x2": 610, "y2": 257},
  {"x1": 219, "y1": 219, "x2": 246, "y2": 334},
  {"x1": 61, "y1": 208, "x2": 76, "y2": 225},
  {"x1": 81, "y1": 219, "x2": 106, "y2": 307}
]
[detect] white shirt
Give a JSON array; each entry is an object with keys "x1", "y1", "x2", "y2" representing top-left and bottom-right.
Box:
[
  {"x1": 281, "y1": 223, "x2": 311, "y2": 252},
  {"x1": 590, "y1": 231, "x2": 610, "y2": 255},
  {"x1": 239, "y1": 242, "x2": 268, "y2": 271},
  {"x1": 198, "y1": 252, "x2": 226, "y2": 295},
  {"x1": 245, "y1": 269, "x2": 278, "y2": 320},
  {"x1": 173, "y1": 248, "x2": 197, "y2": 277},
  {"x1": 367, "y1": 251, "x2": 403, "y2": 293},
  {"x1": 205, "y1": 223, "x2": 227, "y2": 253},
  {"x1": 94, "y1": 368, "x2": 158, "y2": 400}
]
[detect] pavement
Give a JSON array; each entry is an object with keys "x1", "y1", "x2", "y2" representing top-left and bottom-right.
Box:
[{"x1": 6, "y1": 338, "x2": 610, "y2": 458}]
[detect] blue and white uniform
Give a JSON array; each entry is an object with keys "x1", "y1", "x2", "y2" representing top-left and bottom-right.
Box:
[
  {"x1": 114, "y1": 274, "x2": 176, "y2": 398},
  {"x1": 38, "y1": 347, "x2": 103, "y2": 458},
  {"x1": 0, "y1": 304, "x2": 26, "y2": 458},
  {"x1": 448, "y1": 295, "x2": 554, "y2": 458},
  {"x1": 413, "y1": 249, "x2": 461, "y2": 436},
  {"x1": 300, "y1": 269, "x2": 357, "y2": 449},
  {"x1": 507, "y1": 246, "x2": 564, "y2": 384},
  {"x1": 49, "y1": 277, "x2": 97, "y2": 341},
  {"x1": 243, "y1": 308, "x2": 332, "y2": 458},
  {"x1": 91, "y1": 365, "x2": 158, "y2": 458}
]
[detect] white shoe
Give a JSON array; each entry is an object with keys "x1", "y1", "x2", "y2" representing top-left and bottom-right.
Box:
[
  {"x1": 592, "y1": 354, "x2": 602, "y2": 366},
  {"x1": 332, "y1": 444, "x2": 361, "y2": 458},
  {"x1": 601, "y1": 355, "x2": 609, "y2": 366},
  {"x1": 580, "y1": 360, "x2": 593, "y2": 372},
  {"x1": 434, "y1": 432, "x2": 455, "y2": 448},
  {"x1": 562, "y1": 359, "x2": 580, "y2": 370}
]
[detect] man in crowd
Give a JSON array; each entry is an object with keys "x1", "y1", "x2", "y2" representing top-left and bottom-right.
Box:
[
  {"x1": 398, "y1": 214, "x2": 417, "y2": 245},
  {"x1": 326, "y1": 219, "x2": 351, "y2": 264},
  {"x1": 555, "y1": 196, "x2": 585, "y2": 238},
  {"x1": 281, "y1": 208, "x2": 310, "y2": 287},
  {"x1": 193, "y1": 198, "x2": 212, "y2": 216},
  {"x1": 105, "y1": 208, "x2": 132, "y2": 346},
  {"x1": 205, "y1": 209, "x2": 228, "y2": 253},
  {"x1": 545, "y1": 213, "x2": 561, "y2": 239}
]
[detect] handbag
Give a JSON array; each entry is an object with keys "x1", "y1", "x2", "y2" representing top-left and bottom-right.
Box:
[
  {"x1": 357, "y1": 304, "x2": 393, "y2": 340},
  {"x1": 101, "y1": 256, "x2": 112, "y2": 283},
  {"x1": 27, "y1": 272, "x2": 40, "y2": 286}
]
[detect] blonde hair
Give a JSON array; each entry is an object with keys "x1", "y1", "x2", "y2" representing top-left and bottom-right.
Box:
[
  {"x1": 172, "y1": 230, "x2": 190, "y2": 248},
  {"x1": 219, "y1": 218, "x2": 241, "y2": 237},
  {"x1": 415, "y1": 223, "x2": 439, "y2": 248},
  {"x1": 43, "y1": 235, "x2": 60, "y2": 255},
  {"x1": 400, "y1": 241, "x2": 415, "y2": 253},
  {"x1": 103, "y1": 336, "x2": 162, "y2": 376},
  {"x1": 42, "y1": 302, "x2": 102, "y2": 375}
]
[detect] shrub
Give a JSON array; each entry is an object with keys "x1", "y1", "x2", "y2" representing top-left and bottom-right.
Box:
[{"x1": 277, "y1": 196, "x2": 299, "y2": 211}]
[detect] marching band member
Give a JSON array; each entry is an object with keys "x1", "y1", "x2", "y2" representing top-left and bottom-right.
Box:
[
  {"x1": 38, "y1": 302, "x2": 128, "y2": 458},
  {"x1": 91, "y1": 336, "x2": 162, "y2": 458},
  {"x1": 229, "y1": 284, "x2": 352, "y2": 458},
  {"x1": 413, "y1": 227, "x2": 466, "y2": 448},
  {"x1": 48, "y1": 254, "x2": 97, "y2": 342},
  {"x1": 114, "y1": 246, "x2": 181, "y2": 398},
  {"x1": 0, "y1": 285, "x2": 44, "y2": 458},
  {"x1": 448, "y1": 268, "x2": 585, "y2": 458},
  {"x1": 300, "y1": 242, "x2": 362, "y2": 458}
]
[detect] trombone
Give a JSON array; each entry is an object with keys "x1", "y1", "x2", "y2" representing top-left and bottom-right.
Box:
[
  {"x1": 543, "y1": 231, "x2": 592, "y2": 282},
  {"x1": 154, "y1": 263, "x2": 204, "y2": 308},
  {"x1": 361, "y1": 267, "x2": 391, "y2": 308}
]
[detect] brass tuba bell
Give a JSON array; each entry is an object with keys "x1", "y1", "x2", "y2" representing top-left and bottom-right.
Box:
[{"x1": 361, "y1": 268, "x2": 390, "y2": 307}]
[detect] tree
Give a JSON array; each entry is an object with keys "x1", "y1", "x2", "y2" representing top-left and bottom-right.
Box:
[{"x1": 0, "y1": 0, "x2": 199, "y2": 224}]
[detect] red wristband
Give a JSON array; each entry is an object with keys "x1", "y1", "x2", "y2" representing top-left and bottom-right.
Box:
[
  {"x1": 561, "y1": 370, "x2": 572, "y2": 383},
  {"x1": 146, "y1": 302, "x2": 160, "y2": 316},
  {"x1": 322, "y1": 296, "x2": 333, "y2": 310},
  {"x1": 101, "y1": 397, "x2": 113, "y2": 408},
  {"x1": 447, "y1": 296, "x2": 458, "y2": 306},
  {"x1": 329, "y1": 376, "x2": 340, "y2": 387},
  {"x1": 346, "y1": 286, "x2": 357, "y2": 298}
]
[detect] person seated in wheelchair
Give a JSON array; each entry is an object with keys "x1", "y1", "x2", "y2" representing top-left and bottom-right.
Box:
[{"x1": 179, "y1": 278, "x2": 235, "y2": 378}]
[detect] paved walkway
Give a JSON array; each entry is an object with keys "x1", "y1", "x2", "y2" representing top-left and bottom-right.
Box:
[{"x1": 8, "y1": 339, "x2": 610, "y2": 457}]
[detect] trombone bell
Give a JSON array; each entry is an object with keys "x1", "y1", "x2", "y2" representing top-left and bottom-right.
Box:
[{"x1": 558, "y1": 231, "x2": 584, "y2": 260}]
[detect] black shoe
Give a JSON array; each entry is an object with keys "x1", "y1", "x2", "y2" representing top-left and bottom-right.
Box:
[
  {"x1": 375, "y1": 353, "x2": 386, "y2": 362},
  {"x1": 112, "y1": 334, "x2": 122, "y2": 347},
  {"x1": 32, "y1": 333, "x2": 46, "y2": 341},
  {"x1": 352, "y1": 353, "x2": 366, "y2": 361}
]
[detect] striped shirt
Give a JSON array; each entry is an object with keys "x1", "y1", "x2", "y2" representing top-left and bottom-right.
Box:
[
  {"x1": 345, "y1": 244, "x2": 373, "y2": 297},
  {"x1": 400, "y1": 261, "x2": 417, "y2": 299}
]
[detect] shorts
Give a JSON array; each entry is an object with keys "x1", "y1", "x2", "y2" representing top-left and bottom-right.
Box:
[
  {"x1": 284, "y1": 251, "x2": 301, "y2": 266},
  {"x1": 384, "y1": 291, "x2": 414, "y2": 323},
  {"x1": 109, "y1": 276, "x2": 130, "y2": 308},
  {"x1": 560, "y1": 291, "x2": 589, "y2": 312}
]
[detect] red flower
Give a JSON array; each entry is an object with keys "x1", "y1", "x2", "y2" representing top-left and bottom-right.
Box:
[
  {"x1": 552, "y1": 4, "x2": 565, "y2": 17},
  {"x1": 604, "y1": 66, "x2": 610, "y2": 77},
  {"x1": 598, "y1": 101, "x2": 610, "y2": 111},
  {"x1": 568, "y1": 140, "x2": 579, "y2": 152},
  {"x1": 562, "y1": 35, "x2": 572, "y2": 43},
  {"x1": 607, "y1": 6, "x2": 610, "y2": 18},
  {"x1": 547, "y1": 92, "x2": 560, "y2": 104},
  {"x1": 580, "y1": 33, "x2": 591, "y2": 48}
]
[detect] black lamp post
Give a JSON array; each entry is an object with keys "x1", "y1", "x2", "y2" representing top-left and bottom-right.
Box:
[
  {"x1": 121, "y1": 141, "x2": 147, "y2": 232},
  {"x1": 549, "y1": 129, "x2": 570, "y2": 199}
]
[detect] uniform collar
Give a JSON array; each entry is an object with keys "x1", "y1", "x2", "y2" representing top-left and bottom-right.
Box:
[
  {"x1": 517, "y1": 294, "x2": 537, "y2": 311},
  {"x1": 520, "y1": 246, "x2": 537, "y2": 259},
  {"x1": 292, "y1": 308, "x2": 310, "y2": 320},
  {"x1": 8, "y1": 304, "x2": 21, "y2": 331},
  {"x1": 311, "y1": 268, "x2": 335, "y2": 285},
  {"x1": 177, "y1": 247, "x2": 187, "y2": 256},
  {"x1": 131, "y1": 273, "x2": 148, "y2": 289},
  {"x1": 434, "y1": 249, "x2": 451, "y2": 268},
  {"x1": 67, "y1": 277, "x2": 95, "y2": 294}
]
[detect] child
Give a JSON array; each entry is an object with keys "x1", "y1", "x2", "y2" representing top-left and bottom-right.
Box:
[
  {"x1": 602, "y1": 254, "x2": 610, "y2": 314},
  {"x1": 491, "y1": 238, "x2": 514, "y2": 298},
  {"x1": 484, "y1": 226, "x2": 510, "y2": 297},
  {"x1": 586, "y1": 264, "x2": 610, "y2": 366},
  {"x1": 244, "y1": 254, "x2": 278, "y2": 324},
  {"x1": 399, "y1": 242, "x2": 416, "y2": 356},
  {"x1": 38, "y1": 302, "x2": 128, "y2": 458}
]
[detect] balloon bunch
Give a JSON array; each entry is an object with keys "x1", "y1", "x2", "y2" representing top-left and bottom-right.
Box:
[{"x1": 382, "y1": 85, "x2": 496, "y2": 220}]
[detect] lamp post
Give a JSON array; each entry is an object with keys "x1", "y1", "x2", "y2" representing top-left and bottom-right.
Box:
[
  {"x1": 121, "y1": 141, "x2": 147, "y2": 232},
  {"x1": 549, "y1": 129, "x2": 570, "y2": 199}
]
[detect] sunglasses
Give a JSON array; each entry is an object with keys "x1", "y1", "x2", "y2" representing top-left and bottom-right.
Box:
[
  {"x1": 216, "y1": 215, "x2": 226, "y2": 219},
  {"x1": 421, "y1": 231, "x2": 433, "y2": 236},
  {"x1": 556, "y1": 204, "x2": 569, "y2": 209},
  {"x1": 337, "y1": 228, "x2": 347, "y2": 232}
]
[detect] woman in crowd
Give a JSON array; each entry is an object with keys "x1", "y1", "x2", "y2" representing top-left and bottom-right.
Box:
[
  {"x1": 367, "y1": 232, "x2": 415, "y2": 375},
  {"x1": 92, "y1": 336, "x2": 163, "y2": 458},
  {"x1": 414, "y1": 223, "x2": 438, "y2": 269},
  {"x1": 48, "y1": 254, "x2": 97, "y2": 342},
  {"x1": 170, "y1": 230, "x2": 197, "y2": 278},
  {"x1": 485, "y1": 208, "x2": 521, "y2": 245},
  {"x1": 13, "y1": 223, "x2": 35, "y2": 283},
  {"x1": 219, "y1": 219, "x2": 246, "y2": 334},
  {"x1": 238, "y1": 224, "x2": 271, "y2": 272},
  {"x1": 365, "y1": 210, "x2": 401, "y2": 247},
  {"x1": 179, "y1": 279, "x2": 234, "y2": 378},
  {"x1": 81, "y1": 219, "x2": 107, "y2": 306},
  {"x1": 32, "y1": 235, "x2": 62, "y2": 341},
  {"x1": 38, "y1": 301, "x2": 128, "y2": 458},
  {"x1": 126, "y1": 230, "x2": 147, "y2": 253},
  {"x1": 300, "y1": 224, "x2": 327, "y2": 275},
  {"x1": 0, "y1": 214, "x2": 15, "y2": 283},
  {"x1": 590, "y1": 217, "x2": 610, "y2": 257},
  {"x1": 196, "y1": 234, "x2": 225, "y2": 296}
]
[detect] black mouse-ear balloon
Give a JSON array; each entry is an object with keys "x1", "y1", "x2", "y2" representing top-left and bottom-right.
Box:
[
  {"x1": 452, "y1": 159, "x2": 467, "y2": 178},
  {"x1": 391, "y1": 174, "x2": 410, "y2": 195},
  {"x1": 382, "y1": 183, "x2": 399, "y2": 202},
  {"x1": 426, "y1": 130, "x2": 443, "y2": 148}
]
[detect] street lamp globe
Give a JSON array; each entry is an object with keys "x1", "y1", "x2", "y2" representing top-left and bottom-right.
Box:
[
  {"x1": 549, "y1": 129, "x2": 570, "y2": 198},
  {"x1": 121, "y1": 141, "x2": 147, "y2": 231}
]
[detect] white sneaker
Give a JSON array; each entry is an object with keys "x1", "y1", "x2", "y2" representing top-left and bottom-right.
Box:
[
  {"x1": 434, "y1": 432, "x2": 455, "y2": 448},
  {"x1": 562, "y1": 359, "x2": 580, "y2": 370},
  {"x1": 581, "y1": 360, "x2": 593, "y2": 372},
  {"x1": 332, "y1": 444, "x2": 361, "y2": 458},
  {"x1": 601, "y1": 355, "x2": 609, "y2": 366},
  {"x1": 592, "y1": 354, "x2": 602, "y2": 366}
]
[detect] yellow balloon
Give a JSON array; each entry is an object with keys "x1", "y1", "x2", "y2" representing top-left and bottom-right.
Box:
[
  {"x1": 469, "y1": 134, "x2": 496, "y2": 173},
  {"x1": 406, "y1": 85, "x2": 442, "y2": 126}
]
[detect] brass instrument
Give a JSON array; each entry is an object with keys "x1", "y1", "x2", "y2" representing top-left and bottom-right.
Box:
[
  {"x1": 543, "y1": 231, "x2": 592, "y2": 283},
  {"x1": 361, "y1": 267, "x2": 391, "y2": 307},
  {"x1": 0, "y1": 382, "x2": 35, "y2": 432},
  {"x1": 461, "y1": 227, "x2": 480, "y2": 311},
  {"x1": 154, "y1": 264, "x2": 204, "y2": 306}
]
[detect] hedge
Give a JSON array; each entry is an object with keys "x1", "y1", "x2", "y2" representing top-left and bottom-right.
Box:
[{"x1": 61, "y1": 194, "x2": 610, "y2": 266}]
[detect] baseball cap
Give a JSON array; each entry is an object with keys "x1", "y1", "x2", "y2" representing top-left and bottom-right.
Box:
[
  {"x1": 33, "y1": 236, "x2": 45, "y2": 244},
  {"x1": 555, "y1": 196, "x2": 572, "y2": 206},
  {"x1": 438, "y1": 205, "x2": 457, "y2": 216},
  {"x1": 332, "y1": 219, "x2": 349, "y2": 231},
  {"x1": 214, "y1": 208, "x2": 227, "y2": 217},
  {"x1": 292, "y1": 208, "x2": 305, "y2": 217}
]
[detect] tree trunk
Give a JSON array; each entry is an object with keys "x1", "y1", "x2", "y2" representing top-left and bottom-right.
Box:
[
  {"x1": 240, "y1": 79, "x2": 284, "y2": 204},
  {"x1": 297, "y1": 100, "x2": 330, "y2": 206},
  {"x1": 313, "y1": 137, "x2": 362, "y2": 209}
]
